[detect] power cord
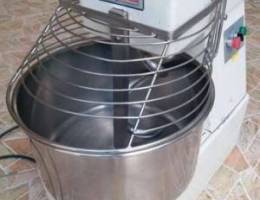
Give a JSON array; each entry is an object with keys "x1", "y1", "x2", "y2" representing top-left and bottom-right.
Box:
[
  {"x1": 0, "y1": 155, "x2": 36, "y2": 163},
  {"x1": 0, "y1": 125, "x2": 36, "y2": 163},
  {"x1": 0, "y1": 125, "x2": 19, "y2": 139}
]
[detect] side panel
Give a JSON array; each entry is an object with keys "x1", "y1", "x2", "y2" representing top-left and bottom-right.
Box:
[
  {"x1": 204, "y1": 1, "x2": 247, "y2": 132},
  {"x1": 178, "y1": 2, "x2": 248, "y2": 199}
]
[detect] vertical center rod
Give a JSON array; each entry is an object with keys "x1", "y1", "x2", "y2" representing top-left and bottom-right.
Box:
[{"x1": 110, "y1": 9, "x2": 131, "y2": 149}]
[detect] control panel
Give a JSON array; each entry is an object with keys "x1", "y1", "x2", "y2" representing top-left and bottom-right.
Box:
[
  {"x1": 100, "y1": 0, "x2": 144, "y2": 10},
  {"x1": 224, "y1": 17, "x2": 248, "y2": 62}
]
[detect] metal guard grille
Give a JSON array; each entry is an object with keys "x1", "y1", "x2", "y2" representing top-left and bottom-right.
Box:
[{"x1": 7, "y1": 0, "x2": 226, "y2": 150}]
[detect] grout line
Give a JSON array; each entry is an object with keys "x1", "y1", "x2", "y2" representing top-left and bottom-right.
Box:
[
  {"x1": 247, "y1": 83, "x2": 260, "y2": 93},
  {"x1": 5, "y1": 159, "x2": 19, "y2": 172},
  {"x1": 243, "y1": 145, "x2": 259, "y2": 170},
  {"x1": 240, "y1": 180, "x2": 253, "y2": 200},
  {"x1": 247, "y1": 57, "x2": 260, "y2": 63},
  {"x1": 223, "y1": 178, "x2": 241, "y2": 200},
  {"x1": 15, "y1": 191, "x2": 29, "y2": 200},
  {"x1": 237, "y1": 145, "x2": 252, "y2": 169},
  {"x1": 223, "y1": 163, "x2": 240, "y2": 174},
  {"x1": 252, "y1": 161, "x2": 260, "y2": 179},
  {"x1": 3, "y1": 135, "x2": 29, "y2": 142},
  {"x1": 253, "y1": 160, "x2": 260, "y2": 171},
  {"x1": 2, "y1": 172, "x2": 39, "y2": 194},
  {"x1": 249, "y1": 96, "x2": 260, "y2": 103},
  {"x1": 0, "y1": 168, "x2": 37, "y2": 179},
  {"x1": 1, "y1": 183, "x2": 30, "y2": 195},
  {"x1": 212, "y1": 165, "x2": 242, "y2": 200},
  {"x1": 239, "y1": 118, "x2": 260, "y2": 154},
  {"x1": 205, "y1": 189, "x2": 216, "y2": 200},
  {"x1": 238, "y1": 119, "x2": 258, "y2": 151},
  {"x1": 2, "y1": 141, "x2": 17, "y2": 155},
  {"x1": 245, "y1": 128, "x2": 260, "y2": 153}
]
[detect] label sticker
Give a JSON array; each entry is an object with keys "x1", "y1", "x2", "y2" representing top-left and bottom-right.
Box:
[
  {"x1": 231, "y1": 52, "x2": 240, "y2": 63},
  {"x1": 100, "y1": 0, "x2": 144, "y2": 10}
]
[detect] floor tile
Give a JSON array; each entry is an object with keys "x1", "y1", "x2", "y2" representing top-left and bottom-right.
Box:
[
  {"x1": 224, "y1": 147, "x2": 249, "y2": 172},
  {"x1": 0, "y1": 142, "x2": 16, "y2": 167},
  {"x1": 4, "y1": 138, "x2": 32, "y2": 156},
  {"x1": 239, "y1": 119, "x2": 259, "y2": 151},
  {"x1": 248, "y1": 186, "x2": 260, "y2": 200},
  {"x1": 245, "y1": 138, "x2": 260, "y2": 166},
  {"x1": 240, "y1": 168, "x2": 260, "y2": 197},
  {"x1": 196, "y1": 191, "x2": 215, "y2": 200},
  {"x1": 0, "y1": 184, "x2": 28, "y2": 200},
  {"x1": 8, "y1": 160, "x2": 35, "y2": 174},
  {"x1": 208, "y1": 166, "x2": 239, "y2": 200},
  {"x1": 28, "y1": 177, "x2": 47, "y2": 200},
  {"x1": 226, "y1": 182, "x2": 250, "y2": 200},
  {"x1": 1, "y1": 169, "x2": 38, "y2": 191},
  {"x1": 255, "y1": 162, "x2": 260, "y2": 176}
]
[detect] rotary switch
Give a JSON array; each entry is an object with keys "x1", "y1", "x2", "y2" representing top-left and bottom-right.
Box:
[
  {"x1": 232, "y1": 37, "x2": 242, "y2": 49},
  {"x1": 238, "y1": 26, "x2": 248, "y2": 41},
  {"x1": 226, "y1": 36, "x2": 242, "y2": 50},
  {"x1": 226, "y1": 26, "x2": 247, "y2": 50}
]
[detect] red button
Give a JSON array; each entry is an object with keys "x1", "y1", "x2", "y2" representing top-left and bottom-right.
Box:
[{"x1": 232, "y1": 37, "x2": 242, "y2": 50}]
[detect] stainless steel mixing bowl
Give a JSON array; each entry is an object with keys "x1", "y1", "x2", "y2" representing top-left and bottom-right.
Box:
[{"x1": 7, "y1": 43, "x2": 214, "y2": 200}]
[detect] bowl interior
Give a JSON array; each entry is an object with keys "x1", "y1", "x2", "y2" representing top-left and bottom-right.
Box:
[{"x1": 15, "y1": 43, "x2": 211, "y2": 149}]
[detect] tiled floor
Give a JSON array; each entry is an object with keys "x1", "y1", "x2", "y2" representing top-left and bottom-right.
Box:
[
  {"x1": 0, "y1": 0, "x2": 259, "y2": 200},
  {"x1": 0, "y1": 1, "x2": 57, "y2": 199}
]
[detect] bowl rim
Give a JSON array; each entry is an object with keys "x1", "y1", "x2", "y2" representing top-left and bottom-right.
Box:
[
  {"x1": 7, "y1": 78, "x2": 215, "y2": 157},
  {"x1": 6, "y1": 48, "x2": 215, "y2": 156}
]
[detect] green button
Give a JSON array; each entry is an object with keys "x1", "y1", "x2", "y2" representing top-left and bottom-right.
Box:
[{"x1": 239, "y1": 26, "x2": 248, "y2": 36}]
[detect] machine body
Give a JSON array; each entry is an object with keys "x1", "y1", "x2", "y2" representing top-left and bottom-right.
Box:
[{"x1": 6, "y1": 0, "x2": 248, "y2": 200}]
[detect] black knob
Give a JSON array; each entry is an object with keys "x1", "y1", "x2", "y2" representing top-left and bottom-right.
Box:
[{"x1": 237, "y1": 33, "x2": 244, "y2": 42}]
